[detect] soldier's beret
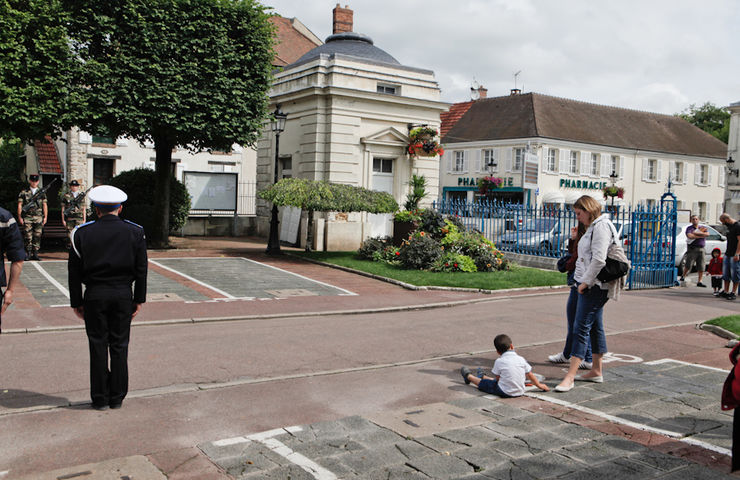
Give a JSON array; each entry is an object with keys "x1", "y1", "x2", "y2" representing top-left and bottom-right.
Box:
[
  {"x1": 69, "y1": 180, "x2": 80, "y2": 186},
  {"x1": 29, "y1": 174, "x2": 39, "y2": 181},
  {"x1": 88, "y1": 185, "x2": 127, "y2": 208}
]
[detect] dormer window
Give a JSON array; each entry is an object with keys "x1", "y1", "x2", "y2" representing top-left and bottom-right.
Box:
[{"x1": 377, "y1": 83, "x2": 398, "y2": 95}]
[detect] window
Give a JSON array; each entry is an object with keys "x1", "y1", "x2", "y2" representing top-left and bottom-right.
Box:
[
  {"x1": 590, "y1": 153, "x2": 599, "y2": 176},
  {"x1": 547, "y1": 149, "x2": 556, "y2": 172},
  {"x1": 647, "y1": 159, "x2": 657, "y2": 181},
  {"x1": 569, "y1": 151, "x2": 578, "y2": 174},
  {"x1": 453, "y1": 151, "x2": 465, "y2": 173},
  {"x1": 92, "y1": 135, "x2": 115, "y2": 145},
  {"x1": 373, "y1": 158, "x2": 393, "y2": 173},
  {"x1": 92, "y1": 158, "x2": 114, "y2": 186},
  {"x1": 280, "y1": 157, "x2": 292, "y2": 178},
  {"x1": 673, "y1": 162, "x2": 683, "y2": 183},
  {"x1": 697, "y1": 201, "x2": 707, "y2": 220},
  {"x1": 483, "y1": 149, "x2": 496, "y2": 172},
  {"x1": 699, "y1": 164, "x2": 708, "y2": 185},
  {"x1": 376, "y1": 84, "x2": 397, "y2": 95},
  {"x1": 209, "y1": 161, "x2": 236, "y2": 173},
  {"x1": 513, "y1": 148, "x2": 524, "y2": 172},
  {"x1": 645, "y1": 199, "x2": 656, "y2": 209},
  {"x1": 610, "y1": 155, "x2": 619, "y2": 177}
]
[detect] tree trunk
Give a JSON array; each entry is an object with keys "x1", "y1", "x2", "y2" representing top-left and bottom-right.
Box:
[
  {"x1": 151, "y1": 138, "x2": 173, "y2": 248},
  {"x1": 305, "y1": 209, "x2": 314, "y2": 252}
]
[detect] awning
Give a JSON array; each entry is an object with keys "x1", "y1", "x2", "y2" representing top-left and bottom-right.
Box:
[
  {"x1": 540, "y1": 191, "x2": 565, "y2": 204},
  {"x1": 731, "y1": 190, "x2": 740, "y2": 204},
  {"x1": 564, "y1": 191, "x2": 583, "y2": 204}
]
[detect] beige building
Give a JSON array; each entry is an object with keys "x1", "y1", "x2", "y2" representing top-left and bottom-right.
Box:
[
  {"x1": 725, "y1": 100, "x2": 740, "y2": 218},
  {"x1": 440, "y1": 91, "x2": 729, "y2": 223},
  {"x1": 256, "y1": 6, "x2": 448, "y2": 250}
]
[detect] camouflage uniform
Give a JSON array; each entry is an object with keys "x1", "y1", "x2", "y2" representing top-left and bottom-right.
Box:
[
  {"x1": 18, "y1": 188, "x2": 46, "y2": 256},
  {"x1": 62, "y1": 191, "x2": 86, "y2": 249}
]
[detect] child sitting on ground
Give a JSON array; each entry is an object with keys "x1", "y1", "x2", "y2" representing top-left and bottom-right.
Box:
[
  {"x1": 460, "y1": 334, "x2": 549, "y2": 397},
  {"x1": 707, "y1": 247, "x2": 724, "y2": 296}
]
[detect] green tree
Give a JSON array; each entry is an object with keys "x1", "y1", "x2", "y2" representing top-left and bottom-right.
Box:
[
  {"x1": 0, "y1": 0, "x2": 77, "y2": 142},
  {"x1": 678, "y1": 102, "x2": 730, "y2": 144},
  {"x1": 0, "y1": 138, "x2": 26, "y2": 212},
  {"x1": 259, "y1": 178, "x2": 398, "y2": 251},
  {"x1": 63, "y1": 0, "x2": 276, "y2": 247}
]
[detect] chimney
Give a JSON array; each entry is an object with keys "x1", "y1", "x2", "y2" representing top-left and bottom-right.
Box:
[
  {"x1": 477, "y1": 86, "x2": 488, "y2": 99},
  {"x1": 332, "y1": 4, "x2": 353, "y2": 34},
  {"x1": 510, "y1": 88, "x2": 521, "y2": 96}
]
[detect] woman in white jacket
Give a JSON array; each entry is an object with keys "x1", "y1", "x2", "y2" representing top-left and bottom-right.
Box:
[{"x1": 555, "y1": 195, "x2": 618, "y2": 392}]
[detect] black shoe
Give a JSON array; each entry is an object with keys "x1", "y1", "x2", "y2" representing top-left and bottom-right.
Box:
[
  {"x1": 719, "y1": 291, "x2": 729, "y2": 298},
  {"x1": 109, "y1": 402, "x2": 122, "y2": 409},
  {"x1": 728, "y1": 293, "x2": 737, "y2": 301},
  {"x1": 461, "y1": 366, "x2": 472, "y2": 385},
  {"x1": 92, "y1": 403, "x2": 109, "y2": 411},
  {"x1": 30, "y1": 250, "x2": 39, "y2": 261},
  {"x1": 679, "y1": 277, "x2": 685, "y2": 282},
  {"x1": 696, "y1": 282, "x2": 706, "y2": 287}
]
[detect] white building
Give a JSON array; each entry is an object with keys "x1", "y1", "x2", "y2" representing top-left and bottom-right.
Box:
[
  {"x1": 725, "y1": 100, "x2": 740, "y2": 218},
  {"x1": 440, "y1": 91, "x2": 728, "y2": 222},
  {"x1": 256, "y1": 7, "x2": 448, "y2": 250}
]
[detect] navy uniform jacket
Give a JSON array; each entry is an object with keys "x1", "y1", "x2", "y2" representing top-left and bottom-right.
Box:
[
  {"x1": 0, "y1": 207, "x2": 26, "y2": 287},
  {"x1": 68, "y1": 214, "x2": 148, "y2": 308}
]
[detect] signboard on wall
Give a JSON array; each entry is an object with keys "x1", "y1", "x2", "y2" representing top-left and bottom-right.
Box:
[
  {"x1": 523, "y1": 153, "x2": 539, "y2": 189},
  {"x1": 183, "y1": 171, "x2": 237, "y2": 210}
]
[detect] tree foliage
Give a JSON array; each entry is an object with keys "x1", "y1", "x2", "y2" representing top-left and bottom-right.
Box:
[
  {"x1": 0, "y1": 0, "x2": 77, "y2": 142},
  {"x1": 62, "y1": 0, "x2": 276, "y2": 247},
  {"x1": 678, "y1": 102, "x2": 730, "y2": 144},
  {"x1": 258, "y1": 178, "x2": 398, "y2": 214},
  {"x1": 0, "y1": 138, "x2": 26, "y2": 212}
]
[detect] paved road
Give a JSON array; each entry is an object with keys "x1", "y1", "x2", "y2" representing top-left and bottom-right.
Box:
[{"x1": 0, "y1": 239, "x2": 737, "y2": 478}]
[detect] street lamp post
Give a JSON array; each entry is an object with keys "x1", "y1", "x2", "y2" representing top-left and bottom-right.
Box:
[{"x1": 265, "y1": 106, "x2": 287, "y2": 255}]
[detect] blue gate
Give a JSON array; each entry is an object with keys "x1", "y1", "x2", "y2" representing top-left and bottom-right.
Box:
[{"x1": 432, "y1": 197, "x2": 678, "y2": 290}]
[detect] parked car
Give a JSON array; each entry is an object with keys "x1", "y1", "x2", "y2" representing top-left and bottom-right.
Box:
[{"x1": 496, "y1": 218, "x2": 563, "y2": 254}]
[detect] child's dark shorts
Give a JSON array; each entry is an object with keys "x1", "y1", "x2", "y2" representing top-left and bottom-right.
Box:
[
  {"x1": 478, "y1": 379, "x2": 514, "y2": 398},
  {"x1": 712, "y1": 276, "x2": 723, "y2": 289}
]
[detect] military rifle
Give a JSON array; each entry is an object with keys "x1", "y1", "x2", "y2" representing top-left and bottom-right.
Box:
[
  {"x1": 21, "y1": 177, "x2": 59, "y2": 214},
  {"x1": 63, "y1": 186, "x2": 93, "y2": 217}
]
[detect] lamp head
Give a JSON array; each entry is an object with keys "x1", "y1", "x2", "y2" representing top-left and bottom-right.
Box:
[{"x1": 271, "y1": 106, "x2": 287, "y2": 133}]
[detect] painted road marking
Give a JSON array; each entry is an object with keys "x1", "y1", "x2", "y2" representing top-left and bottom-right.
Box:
[
  {"x1": 601, "y1": 353, "x2": 643, "y2": 364},
  {"x1": 239, "y1": 257, "x2": 357, "y2": 296},
  {"x1": 211, "y1": 426, "x2": 337, "y2": 480},
  {"x1": 30, "y1": 262, "x2": 69, "y2": 299},
  {"x1": 148, "y1": 259, "x2": 235, "y2": 299},
  {"x1": 646, "y1": 358, "x2": 728, "y2": 373}
]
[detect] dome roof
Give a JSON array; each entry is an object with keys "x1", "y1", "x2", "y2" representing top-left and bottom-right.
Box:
[{"x1": 292, "y1": 32, "x2": 400, "y2": 66}]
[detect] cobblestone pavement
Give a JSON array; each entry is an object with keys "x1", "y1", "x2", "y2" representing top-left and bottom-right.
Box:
[{"x1": 200, "y1": 361, "x2": 734, "y2": 479}]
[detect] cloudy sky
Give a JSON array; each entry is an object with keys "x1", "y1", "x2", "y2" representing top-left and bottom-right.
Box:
[{"x1": 263, "y1": 0, "x2": 739, "y2": 115}]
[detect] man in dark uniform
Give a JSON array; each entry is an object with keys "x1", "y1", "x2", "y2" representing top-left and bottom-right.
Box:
[
  {"x1": 1, "y1": 206, "x2": 25, "y2": 333},
  {"x1": 68, "y1": 185, "x2": 147, "y2": 410}
]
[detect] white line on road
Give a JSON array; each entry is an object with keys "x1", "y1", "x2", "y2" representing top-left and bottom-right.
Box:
[
  {"x1": 0, "y1": 470, "x2": 8, "y2": 478},
  {"x1": 148, "y1": 259, "x2": 235, "y2": 299},
  {"x1": 524, "y1": 391, "x2": 732, "y2": 457},
  {"x1": 645, "y1": 358, "x2": 729, "y2": 373},
  {"x1": 239, "y1": 257, "x2": 357, "y2": 296},
  {"x1": 30, "y1": 262, "x2": 69, "y2": 298}
]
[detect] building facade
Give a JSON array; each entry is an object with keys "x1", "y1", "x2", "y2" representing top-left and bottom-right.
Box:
[
  {"x1": 440, "y1": 91, "x2": 729, "y2": 222},
  {"x1": 256, "y1": 6, "x2": 448, "y2": 250},
  {"x1": 725, "y1": 100, "x2": 740, "y2": 218}
]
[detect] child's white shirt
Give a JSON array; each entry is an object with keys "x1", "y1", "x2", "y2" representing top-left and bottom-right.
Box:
[{"x1": 492, "y1": 350, "x2": 532, "y2": 397}]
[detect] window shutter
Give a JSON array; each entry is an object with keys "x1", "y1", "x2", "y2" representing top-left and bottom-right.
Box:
[
  {"x1": 542, "y1": 147, "x2": 549, "y2": 172},
  {"x1": 642, "y1": 158, "x2": 648, "y2": 182},
  {"x1": 656, "y1": 160, "x2": 662, "y2": 182},
  {"x1": 463, "y1": 151, "x2": 469, "y2": 173},
  {"x1": 79, "y1": 131, "x2": 92, "y2": 144},
  {"x1": 668, "y1": 161, "x2": 675, "y2": 182},
  {"x1": 559, "y1": 149, "x2": 569, "y2": 173},
  {"x1": 706, "y1": 165, "x2": 712, "y2": 186},
  {"x1": 445, "y1": 151, "x2": 452, "y2": 173},
  {"x1": 505, "y1": 148, "x2": 512, "y2": 172},
  {"x1": 682, "y1": 164, "x2": 688, "y2": 184},
  {"x1": 719, "y1": 166, "x2": 725, "y2": 187},
  {"x1": 475, "y1": 150, "x2": 482, "y2": 172},
  {"x1": 619, "y1": 156, "x2": 625, "y2": 179},
  {"x1": 692, "y1": 202, "x2": 699, "y2": 216},
  {"x1": 601, "y1": 154, "x2": 610, "y2": 177},
  {"x1": 717, "y1": 204, "x2": 723, "y2": 222},
  {"x1": 580, "y1": 152, "x2": 589, "y2": 176},
  {"x1": 694, "y1": 163, "x2": 701, "y2": 185}
]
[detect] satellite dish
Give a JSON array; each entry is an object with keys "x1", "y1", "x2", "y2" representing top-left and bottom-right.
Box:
[{"x1": 470, "y1": 88, "x2": 480, "y2": 100}]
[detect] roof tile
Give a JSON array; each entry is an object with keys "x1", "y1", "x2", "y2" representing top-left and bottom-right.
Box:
[{"x1": 34, "y1": 136, "x2": 62, "y2": 174}]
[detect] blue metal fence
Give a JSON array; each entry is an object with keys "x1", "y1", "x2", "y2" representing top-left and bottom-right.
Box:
[{"x1": 432, "y1": 196, "x2": 678, "y2": 290}]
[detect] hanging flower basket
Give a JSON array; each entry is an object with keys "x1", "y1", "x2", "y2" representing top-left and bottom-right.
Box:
[
  {"x1": 408, "y1": 127, "x2": 444, "y2": 157},
  {"x1": 602, "y1": 186, "x2": 625, "y2": 199},
  {"x1": 477, "y1": 176, "x2": 504, "y2": 197}
]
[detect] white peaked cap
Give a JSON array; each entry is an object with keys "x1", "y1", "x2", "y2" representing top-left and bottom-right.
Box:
[{"x1": 88, "y1": 185, "x2": 128, "y2": 207}]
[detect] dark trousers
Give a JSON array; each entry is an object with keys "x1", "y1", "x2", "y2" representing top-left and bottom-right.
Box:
[
  {"x1": 734, "y1": 408, "x2": 740, "y2": 471},
  {"x1": 83, "y1": 296, "x2": 133, "y2": 406}
]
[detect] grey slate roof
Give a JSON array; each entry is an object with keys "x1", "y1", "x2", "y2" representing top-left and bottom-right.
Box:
[
  {"x1": 443, "y1": 93, "x2": 728, "y2": 159},
  {"x1": 292, "y1": 32, "x2": 400, "y2": 66}
]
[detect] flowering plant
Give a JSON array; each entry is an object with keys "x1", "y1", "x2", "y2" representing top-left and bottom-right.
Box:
[
  {"x1": 477, "y1": 176, "x2": 504, "y2": 196},
  {"x1": 602, "y1": 185, "x2": 625, "y2": 199},
  {"x1": 407, "y1": 127, "x2": 444, "y2": 157}
]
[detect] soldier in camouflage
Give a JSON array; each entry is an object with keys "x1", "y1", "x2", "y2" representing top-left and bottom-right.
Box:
[
  {"x1": 61, "y1": 180, "x2": 87, "y2": 250},
  {"x1": 17, "y1": 174, "x2": 47, "y2": 261}
]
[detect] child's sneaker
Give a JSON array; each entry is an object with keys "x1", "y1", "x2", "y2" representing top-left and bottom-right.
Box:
[
  {"x1": 460, "y1": 366, "x2": 472, "y2": 384},
  {"x1": 475, "y1": 367, "x2": 486, "y2": 379},
  {"x1": 713, "y1": 291, "x2": 720, "y2": 297}
]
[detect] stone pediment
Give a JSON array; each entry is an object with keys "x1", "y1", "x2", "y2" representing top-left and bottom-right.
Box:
[{"x1": 361, "y1": 127, "x2": 409, "y2": 146}]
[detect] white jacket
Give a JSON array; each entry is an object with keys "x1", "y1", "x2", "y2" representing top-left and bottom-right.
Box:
[{"x1": 575, "y1": 214, "x2": 618, "y2": 289}]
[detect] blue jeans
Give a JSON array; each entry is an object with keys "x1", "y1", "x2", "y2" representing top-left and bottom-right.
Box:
[
  {"x1": 563, "y1": 286, "x2": 593, "y2": 363},
  {"x1": 724, "y1": 256, "x2": 740, "y2": 283},
  {"x1": 571, "y1": 284, "x2": 609, "y2": 360},
  {"x1": 478, "y1": 378, "x2": 513, "y2": 398}
]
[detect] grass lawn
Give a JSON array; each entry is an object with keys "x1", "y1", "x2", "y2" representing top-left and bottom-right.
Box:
[
  {"x1": 294, "y1": 251, "x2": 566, "y2": 290},
  {"x1": 705, "y1": 315, "x2": 740, "y2": 338}
]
